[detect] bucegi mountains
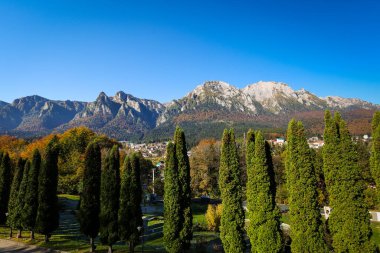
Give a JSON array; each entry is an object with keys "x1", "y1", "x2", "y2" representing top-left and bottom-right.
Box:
[{"x1": 0, "y1": 81, "x2": 378, "y2": 141}]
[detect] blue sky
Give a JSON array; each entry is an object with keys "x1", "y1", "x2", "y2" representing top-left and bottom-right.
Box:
[{"x1": 0, "y1": 0, "x2": 379, "y2": 103}]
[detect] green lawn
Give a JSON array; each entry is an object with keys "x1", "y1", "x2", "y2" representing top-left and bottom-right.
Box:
[{"x1": 371, "y1": 222, "x2": 380, "y2": 248}]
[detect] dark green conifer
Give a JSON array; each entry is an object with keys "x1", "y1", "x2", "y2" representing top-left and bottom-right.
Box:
[
  {"x1": 22, "y1": 149, "x2": 41, "y2": 239},
  {"x1": 0, "y1": 153, "x2": 12, "y2": 225},
  {"x1": 370, "y1": 112, "x2": 380, "y2": 192},
  {"x1": 99, "y1": 145, "x2": 120, "y2": 253},
  {"x1": 79, "y1": 142, "x2": 101, "y2": 252},
  {"x1": 372, "y1": 111, "x2": 380, "y2": 132},
  {"x1": 174, "y1": 127, "x2": 192, "y2": 249},
  {"x1": 6, "y1": 158, "x2": 25, "y2": 237},
  {"x1": 219, "y1": 129, "x2": 245, "y2": 253},
  {"x1": 247, "y1": 131, "x2": 282, "y2": 253},
  {"x1": 245, "y1": 129, "x2": 255, "y2": 178},
  {"x1": 119, "y1": 153, "x2": 143, "y2": 253},
  {"x1": 163, "y1": 142, "x2": 182, "y2": 253},
  {"x1": 35, "y1": 136, "x2": 60, "y2": 242},
  {"x1": 286, "y1": 120, "x2": 327, "y2": 253},
  {"x1": 325, "y1": 115, "x2": 376, "y2": 252},
  {"x1": 14, "y1": 160, "x2": 30, "y2": 238}
]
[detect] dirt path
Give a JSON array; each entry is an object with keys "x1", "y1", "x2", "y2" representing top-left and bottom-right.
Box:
[{"x1": 0, "y1": 239, "x2": 66, "y2": 253}]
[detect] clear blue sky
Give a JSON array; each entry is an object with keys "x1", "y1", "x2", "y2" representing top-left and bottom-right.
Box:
[{"x1": 1, "y1": 0, "x2": 379, "y2": 103}]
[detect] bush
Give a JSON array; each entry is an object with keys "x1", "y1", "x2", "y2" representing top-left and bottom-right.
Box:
[{"x1": 205, "y1": 204, "x2": 222, "y2": 232}]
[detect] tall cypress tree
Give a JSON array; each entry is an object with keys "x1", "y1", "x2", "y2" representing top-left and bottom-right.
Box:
[
  {"x1": 0, "y1": 152, "x2": 12, "y2": 225},
  {"x1": 163, "y1": 142, "x2": 182, "y2": 253},
  {"x1": 246, "y1": 129, "x2": 255, "y2": 176},
  {"x1": 370, "y1": 112, "x2": 380, "y2": 192},
  {"x1": 219, "y1": 129, "x2": 245, "y2": 253},
  {"x1": 6, "y1": 158, "x2": 25, "y2": 237},
  {"x1": 22, "y1": 149, "x2": 41, "y2": 239},
  {"x1": 247, "y1": 131, "x2": 282, "y2": 253},
  {"x1": 35, "y1": 136, "x2": 60, "y2": 242},
  {"x1": 372, "y1": 111, "x2": 380, "y2": 132},
  {"x1": 286, "y1": 120, "x2": 327, "y2": 253},
  {"x1": 14, "y1": 160, "x2": 30, "y2": 238},
  {"x1": 79, "y1": 142, "x2": 101, "y2": 252},
  {"x1": 119, "y1": 153, "x2": 143, "y2": 253},
  {"x1": 174, "y1": 127, "x2": 193, "y2": 249},
  {"x1": 324, "y1": 114, "x2": 376, "y2": 252},
  {"x1": 99, "y1": 145, "x2": 120, "y2": 253}
]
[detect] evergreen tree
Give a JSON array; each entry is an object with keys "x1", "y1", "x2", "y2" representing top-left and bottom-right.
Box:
[
  {"x1": 174, "y1": 127, "x2": 193, "y2": 249},
  {"x1": 119, "y1": 153, "x2": 143, "y2": 253},
  {"x1": 219, "y1": 129, "x2": 245, "y2": 253},
  {"x1": 245, "y1": 129, "x2": 255, "y2": 180},
  {"x1": 22, "y1": 149, "x2": 41, "y2": 239},
  {"x1": 0, "y1": 152, "x2": 12, "y2": 225},
  {"x1": 372, "y1": 111, "x2": 380, "y2": 132},
  {"x1": 6, "y1": 158, "x2": 25, "y2": 237},
  {"x1": 163, "y1": 142, "x2": 182, "y2": 253},
  {"x1": 247, "y1": 131, "x2": 282, "y2": 253},
  {"x1": 99, "y1": 145, "x2": 120, "y2": 253},
  {"x1": 324, "y1": 114, "x2": 376, "y2": 252},
  {"x1": 79, "y1": 142, "x2": 101, "y2": 252},
  {"x1": 286, "y1": 120, "x2": 327, "y2": 253},
  {"x1": 14, "y1": 161, "x2": 30, "y2": 238},
  {"x1": 35, "y1": 136, "x2": 60, "y2": 242},
  {"x1": 370, "y1": 112, "x2": 380, "y2": 192}
]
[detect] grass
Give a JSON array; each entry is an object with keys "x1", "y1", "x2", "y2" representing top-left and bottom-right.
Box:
[
  {"x1": 371, "y1": 222, "x2": 380, "y2": 248},
  {"x1": 192, "y1": 203, "x2": 208, "y2": 229}
]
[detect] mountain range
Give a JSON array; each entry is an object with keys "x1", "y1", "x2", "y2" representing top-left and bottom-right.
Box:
[{"x1": 0, "y1": 81, "x2": 378, "y2": 143}]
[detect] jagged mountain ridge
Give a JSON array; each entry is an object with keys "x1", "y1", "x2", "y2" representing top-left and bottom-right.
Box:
[
  {"x1": 158, "y1": 81, "x2": 377, "y2": 124},
  {"x1": 0, "y1": 81, "x2": 378, "y2": 140}
]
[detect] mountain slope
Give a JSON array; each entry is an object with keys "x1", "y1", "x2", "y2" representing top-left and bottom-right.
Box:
[{"x1": 0, "y1": 81, "x2": 378, "y2": 140}]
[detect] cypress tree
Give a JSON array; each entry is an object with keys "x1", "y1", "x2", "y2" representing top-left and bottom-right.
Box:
[
  {"x1": 325, "y1": 114, "x2": 376, "y2": 252},
  {"x1": 245, "y1": 129, "x2": 255, "y2": 179},
  {"x1": 219, "y1": 129, "x2": 245, "y2": 253},
  {"x1": 174, "y1": 127, "x2": 193, "y2": 249},
  {"x1": 99, "y1": 145, "x2": 120, "y2": 253},
  {"x1": 6, "y1": 158, "x2": 25, "y2": 237},
  {"x1": 22, "y1": 149, "x2": 41, "y2": 239},
  {"x1": 286, "y1": 120, "x2": 327, "y2": 253},
  {"x1": 370, "y1": 112, "x2": 380, "y2": 192},
  {"x1": 247, "y1": 131, "x2": 282, "y2": 253},
  {"x1": 35, "y1": 136, "x2": 60, "y2": 242},
  {"x1": 0, "y1": 152, "x2": 12, "y2": 225},
  {"x1": 14, "y1": 160, "x2": 30, "y2": 238},
  {"x1": 79, "y1": 142, "x2": 101, "y2": 252},
  {"x1": 119, "y1": 153, "x2": 143, "y2": 253},
  {"x1": 372, "y1": 111, "x2": 380, "y2": 132},
  {"x1": 163, "y1": 142, "x2": 182, "y2": 253}
]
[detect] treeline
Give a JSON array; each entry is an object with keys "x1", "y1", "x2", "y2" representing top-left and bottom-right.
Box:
[
  {"x1": 0, "y1": 127, "x2": 119, "y2": 194},
  {"x1": 0, "y1": 137, "x2": 60, "y2": 242},
  {"x1": 0, "y1": 136, "x2": 145, "y2": 253},
  {"x1": 0, "y1": 111, "x2": 379, "y2": 252},
  {"x1": 213, "y1": 110, "x2": 380, "y2": 252}
]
